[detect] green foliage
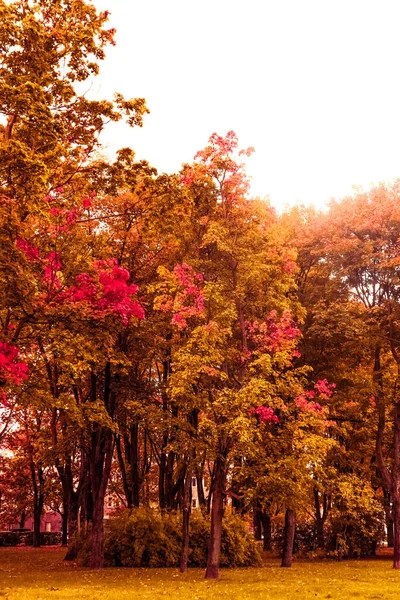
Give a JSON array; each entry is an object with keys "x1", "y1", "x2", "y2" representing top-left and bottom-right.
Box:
[
  {"x1": 0, "y1": 531, "x2": 21, "y2": 546},
  {"x1": 0, "y1": 530, "x2": 61, "y2": 546},
  {"x1": 272, "y1": 520, "x2": 319, "y2": 557},
  {"x1": 104, "y1": 510, "x2": 181, "y2": 568},
  {"x1": 325, "y1": 475, "x2": 384, "y2": 559},
  {"x1": 76, "y1": 509, "x2": 261, "y2": 568}
]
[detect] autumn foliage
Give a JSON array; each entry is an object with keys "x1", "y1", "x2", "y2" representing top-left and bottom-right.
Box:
[{"x1": 1, "y1": 0, "x2": 399, "y2": 581}]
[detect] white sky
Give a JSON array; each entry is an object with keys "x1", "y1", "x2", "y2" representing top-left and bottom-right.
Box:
[{"x1": 91, "y1": 0, "x2": 400, "y2": 210}]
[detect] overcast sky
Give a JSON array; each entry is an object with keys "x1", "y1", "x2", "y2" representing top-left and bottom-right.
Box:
[{"x1": 91, "y1": 0, "x2": 400, "y2": 210}]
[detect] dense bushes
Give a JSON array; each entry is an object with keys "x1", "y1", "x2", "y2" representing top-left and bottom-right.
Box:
[
  {"x1": 78, "y1": 508, "x2": 262, "y2": 568},
  {"x1": 0, "y1": 531, "x2": 21, "y2": 546},
  {"x1": 324, "y1": 477, "x2": 384, "y2": 559},
  {"x1": 0, "y1": 531, "x2": 62, "y2": 546},
  {"x1": 272, "y1": 520, "x2": 320, "y2": 558}
]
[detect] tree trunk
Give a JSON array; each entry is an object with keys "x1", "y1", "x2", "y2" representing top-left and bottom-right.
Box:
[
  {"x1": 393, "y1": 401, "x2": 400, "y2": 569},
  {"x1": 314, "y1": 489, "x2": 328, "y2": 549},
  {"x1": 33, "y1": 490, "x2": 44, "y2": 548},
  {"x1": 388, "y1": 516, "x2": 394, "y2": 548},
  {"x1": 88, "y1": 363, "x2": 115, "y2": 569},
  {"x1": 180, "y1": 467, "x2": 192, "y2": 573},
  {"x1": 64, "y1": 497, "x2": 79, "y2": 560},
  {"x1": 205, "y1": 455, "x2": 226, "y2": 579},
  {"x1": 253, "y1": 506, "x2": 262, "y2": 541},
  {"x1": 61, "y1": 508, "x2": 68, "y2": 546},
  {"x1": 88, "y1": 439, "x2": 113, "y2": 567},
  {"x1": 159, "y1": 450, "x2": 167, "y2": 510},
  {"x1": 80, "y1": 474, "x2": 93, "y2": 529},
  {"x1": 116, "y1": 424, "x2": 143, "y2": 509},
  {"x1": 383, "y1": 489, "x2": 393, "y2": 547},
  {"x1": 19, "y1": 509, "x2": 26, "y2": 530},
  {"x1": 196, "y1": 472, "x2": 206, "y2": 508},
  {"x1": 261, "y1": 511, "x2": 272, "y2": 551},
  {"x1": 281, "y1": 508, "x2": 295, "y2": 567},
  {"x1": 394, "y1": 497, "x2": 400, "y2": 568},
  {"x1": 90, "y1": 497, "x2": 106, "y2": 569},
  {"x1": 31, "y1": 466, "x2": 44, "y2": 548}
]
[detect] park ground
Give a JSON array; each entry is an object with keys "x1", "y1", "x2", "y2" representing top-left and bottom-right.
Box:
[{"x1": 0, "y1": 548, "x2": 400, "y2": 599}]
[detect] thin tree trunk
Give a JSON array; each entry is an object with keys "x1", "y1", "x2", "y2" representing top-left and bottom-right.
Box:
[
  {"x1": 88, "y1": 363, "x2": 115, "y2": 569},
  {"x1": 261, "y1": 511, "x2": 272, "y2": 551},
  {"x1": 131, "y1": 424, "x2": 140, "y2": 508},
  {"x1": 61, "y1": 508, "x2": 68, "y2": 546},
  {"x1": 116, "y1": 433, "x2": 133, "y2": 508},
  {"x1": 314, "y1": 488, "x2": 329, "y2": 548},
  {"x1": 31, "y1": 465, "x2": 44, "y2": 548},
  {"x1": 33, "y1": 509, "x2": 42, "y2": 547},
  {"x1": 394, "y1": 497, "x2": 400, "y2": 569},
  {"x1": 180, "y1": 466, "x2": 192, "y2": 573},
  {"x1": 393, "y1": 401, "x2": 400, "y2": 569},
  {"x1": 253, "y1": 506, "x2": 262, "y2": 541},
  {"x1": 388, "y1": 515, "x2": 394, "y2": 548},
  {"x1": 205, "y1": 455, "x2": 226, "y2": 579},
  {"x1": 281, "y1": 509, "x2": 295, "y2": 567},
  {"x1": 196, "y1": 472, "x2": 206, "y2": 508},
  {"x1": 64, "y1": 498, "x2": 79, "y2": 560},
  {"x1": 19, "y1": 509, "x2": 26, "y2": 530}
]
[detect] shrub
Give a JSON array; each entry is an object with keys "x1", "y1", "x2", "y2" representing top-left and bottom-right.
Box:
[
  {"x1": 23, "y1": 532, "x2": 62, "y2": 546},
  {"x1": 0, "y1": 531, "x2": 21, "y2": 546},
  {"x1": 273, "y1": 520, "x2": 319, "y2": 557},
  {"x1": 105, "y1": 509, "x2": 181, "y2": 567},
  {"x1": 0, "y1": 530, "x2": 62, "y2": 546},
  {"x1": 78, "y1": 508, "x2": 262, "y2": 568},
  {"x1": 325, "y1": 476, "x2": 384, "y2": 559}
]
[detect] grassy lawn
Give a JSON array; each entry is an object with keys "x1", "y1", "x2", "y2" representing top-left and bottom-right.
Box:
[{"x1": 0, "y1": 548, "x2": 400, "y2": 599}]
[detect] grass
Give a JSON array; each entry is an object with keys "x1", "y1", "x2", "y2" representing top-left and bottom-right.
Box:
[{"x1": 0, "y1": 548, "x2": 400, "y2": 599}]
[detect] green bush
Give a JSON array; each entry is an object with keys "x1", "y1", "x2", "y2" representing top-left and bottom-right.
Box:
[
  {"x1": 78, "y1": 508, "x2": 262, "y2": 568},
  {"x1": 0, "y1": 531, "x2": 21, "y2": 546},
  {"x1": 0, "y1": 531, "x2": 62, "y2": 546},
  {"x1": 105, "y1": 509, "x2": 181, "y2": 567},
  {"x1": 23, "y1": 531, "x2": 62, "y2": 546},
  {"x1": 324, "y1": 476, "x2": 384, "y2": 559},
  {"x1": 272, "y1": 520, "x2": 319, "y2": 557}
]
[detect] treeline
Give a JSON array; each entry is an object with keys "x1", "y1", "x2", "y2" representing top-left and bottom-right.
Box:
[{"x1": 0, "y1": 0, "x2": 399, "y2": 577}]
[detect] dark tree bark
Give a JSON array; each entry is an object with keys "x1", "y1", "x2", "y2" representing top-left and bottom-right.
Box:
[
  {"x1": 314, "y1": 488, "x2": 329, "y2": 548},
  {"x1": 32, "y1": 466, "x2": 44, "y2": 548},
  {"x1": 63, "y1": 494, "x2": 80, "y2": 560},
  {"x1": 116, "y1": 425, "x2": 151, "y2": 509},
  {"x1": 179, "y1": 466, "x2": 192, "y2": 573},
  {"x1": 384, "y1": 489, "x2": 394, "y2": 548},
  {"x1": 88, "y1": 364, "x2": 115, "y2": 569},
  {"x1": 281, "y1": 509, "x2": 295, "y2": 568},
  {"x1": 38, "y1": 345, "x2": 84, "y2": 561},
  {"x1": 374, "y1": 346, "x2": 400, "y2": 569},
  {"x1": 61, "y1": 507, "x2": 68, "y2": 546},
  {"x1": 205, "y1": 453, "x2": 227, "y2": 579},
  {"x1": 253, "y1": 507, "x2": 262, "y2": 541},
  {"x1": 388, "y1": 518, "x2": 395, "y2": 549},
  {"x1": 393, "y1": 401, "x2": 400, "y2": 569},
  {"x1": 196, "y1": 469, "x2": 206, "y2": 508},
  {"x1": 19, "y1": 509, "x2": 26, "y2": 530},
  {"x1": 261, "y1": 511, "x2": 272, "y2": 551}
]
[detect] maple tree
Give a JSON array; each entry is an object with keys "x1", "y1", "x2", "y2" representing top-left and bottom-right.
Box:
[
  {"x1": 0, "y1": 0, "x2": 149, "y2": 569},
  {"x1": 160, "y1": 131, "x2": 312, "y2": 578}
]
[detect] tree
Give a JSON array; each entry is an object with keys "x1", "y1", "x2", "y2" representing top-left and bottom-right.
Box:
[
  {"x1": 292, "y1": 185, "x2": 400, "y2": 566},
  {"x1": 0, "y1": 0, "x2": 148, "y2": 568},
  {"x1": 165, "y1": 132, "x2": 305, "y2": 578}
]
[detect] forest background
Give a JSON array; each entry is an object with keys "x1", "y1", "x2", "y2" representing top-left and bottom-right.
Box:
[{"x1": 1, "y1": 0, "x2": 400, "y2": 580}]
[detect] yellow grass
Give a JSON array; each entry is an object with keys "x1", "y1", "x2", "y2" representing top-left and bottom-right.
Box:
[{"x1": 0, "y1": 547, "x2": 400, "y2": 599}]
